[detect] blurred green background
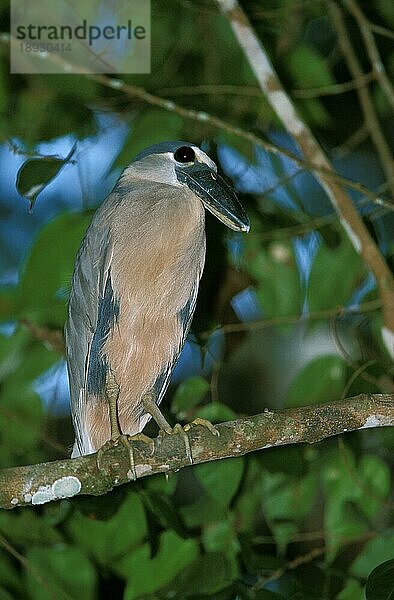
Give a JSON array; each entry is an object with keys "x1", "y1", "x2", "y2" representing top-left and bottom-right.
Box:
[{"x1": 0, "y1": 0, "x2": 393, "y2": 598}]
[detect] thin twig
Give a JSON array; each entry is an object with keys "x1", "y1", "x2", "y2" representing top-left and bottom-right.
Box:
[
  {"x1": 343, "y1": 0, "x2": 394, "y2": 113},
  {"x1": 292, "y1": 71, "x2": 375, "y2": 98},
  {"x1": 216, "y1": 298, "x2": 382, "y2": 336},
  {"x1": 253, "y1": 530, "x2": 377, "y2": 589},
  {"x1": 368, "y1": 23, "x2": 394, "y2": 41},
  {"x1": 160, "y1": 84, "x2": 262, "y2": 96},
  {"x1": 328, "y1": 1, "x2": 394, "y2": 200}
]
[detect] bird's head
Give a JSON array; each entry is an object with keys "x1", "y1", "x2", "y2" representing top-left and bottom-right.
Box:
[{"x1": 126, "y1": 141, "x2": 250, "y2": 233}]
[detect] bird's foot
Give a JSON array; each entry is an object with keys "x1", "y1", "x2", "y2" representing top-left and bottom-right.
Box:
[
  {"x1": 96, "y1": 433, "x2": 154, "y2": 481},
  {"x1": 183, "y1": 417, "x2": 220, "y2": 437},
  {"x1": 142, "y1": 394, "x2": 219, "y2": 465},
  {"x1": 125, "y1": 433, "x2": 155, "y2": 481},
  {"x1": 157, "y1": 423, "x2": 193, "y2": 465},
  {"x1": 157, "y1": 419, "x2": 220, "y2": 465}
]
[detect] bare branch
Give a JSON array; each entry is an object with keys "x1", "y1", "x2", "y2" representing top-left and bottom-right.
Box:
[
  {"x1": 217, "y1": 298, "x2": 383, "y2": 335},
  {"x1": 0, "y1": 394, "x2": 392, "y2": 510},
  {"x1": 216, "y1": 0, "x2": 394, "y2": 356},
  {"x1": 343, "y1": 0, "x2": 394, "y2": 114},
  {"x1": 292, "y1": 72, "x2": 375, "y2": 98},
  {"x1": 328, "y1": 1, "x2": 394, "y2": 200}
]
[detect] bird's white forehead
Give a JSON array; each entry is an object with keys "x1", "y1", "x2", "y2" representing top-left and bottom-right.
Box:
[
  {"x1": 163, "y1": 146, "x2": 217, "y2": 171},
  {"x1": 192, "y1": 146, "x2": 217, "y2": 171}
]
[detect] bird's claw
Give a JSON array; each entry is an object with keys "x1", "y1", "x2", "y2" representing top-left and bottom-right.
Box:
[
  {"x1": 96, "y1": 433, "x2": 154, "y2": 481},
  {"x1": 142, "y1": 394, "x2": 219, "y2": 465},
  {"x1": 184, "y1": 417, "x2": 220, "y2": 437},
  {"x1": 158, "y1": 418, "x2": 219, "y2": 465}
]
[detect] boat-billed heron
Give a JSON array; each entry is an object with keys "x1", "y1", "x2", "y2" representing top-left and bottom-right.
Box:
[{"x1": 66, "y1": 141, "x2": 249, "y2": 459}]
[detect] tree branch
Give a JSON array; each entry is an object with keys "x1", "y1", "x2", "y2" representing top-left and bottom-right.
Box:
[
  {"x1": 216, "y1": 0, "x2": 394, "y2": 357},
  {"x1": 328, "y1": 1, "x2": 394, "y2": 200},
  {"x1": 0, "y1": 394, "x2": 392, "y2": 510},
  {"x1": 343, "y1": 0, "x2": 394, "y2": 114}
]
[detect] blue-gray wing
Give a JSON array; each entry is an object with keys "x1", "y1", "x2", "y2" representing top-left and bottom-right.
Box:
[{"x1": 65, "y1": 212, "x2": 113, "y2": 457}]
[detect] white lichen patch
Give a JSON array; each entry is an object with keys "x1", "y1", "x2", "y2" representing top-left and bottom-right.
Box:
[
  {"x1": 10, "y1": 497, "x2": 19, "y2": 505},
  {"x1": 196, "y1": 111, "x2": 209, "y2": 122},
  {"x1": 52, "y1": 476, "x2": 81, "y2": 499},
  {"x1": 31, "y1": 485, "x2": 53, "y2": 505},
  {"x1": 26, "y1": 476, "x2": 82, "y2": 506},
  {"x1": 163, "y1": 100, "x2": 175, "y2": 111},
  {"x1": 361, "y1": 415, "x2": 383, "y2": 429},
  {"x1": 108, "y1": 78, "x2": 124, "y2": 90}
]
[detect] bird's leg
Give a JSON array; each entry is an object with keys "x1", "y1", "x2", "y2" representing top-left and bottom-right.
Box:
[
  {"x1": 96, "y1": 373, "x2": 155, "y2": 478},
  {"x1": 143, "y1": 392, "x2": 173, "y2": 433},
  {"x1": 106, "y1": 369, "x2": 122, "y2": 440},
  {"x1": 142, "y1": 393, "x2": 219, "y2": 465},
  {"x1": 96, "y1": 371, "x2": 121, "y2": 470}
]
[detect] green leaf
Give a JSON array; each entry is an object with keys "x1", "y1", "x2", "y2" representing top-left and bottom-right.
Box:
[
  {"x1": 143, "y1": 471, "x2": 178, "y2": 495},
  {"x1": 261, "y1": 471, "x2": 318, "y2": 551},
  {"x1": 337, "y1": 580, "x2": 365, "y2": 600},
  {"x1": 0, "y1": 509, "x2": 62, "y2": 547},
  {"x1": 246, "y1": 239, "x2": 302, "y2": 318},
  {"x1": 308, "y1": 236, "x2": 365, "y2": 311},
  {"x1": 254, "y1": 592, "x2": 285, "y2": 600},
  {"x1": 0, "y1": 586, "x2": 16, "y2": 600},
  {"x1": 180, "y1": 495, "x2": 228, "y2": 529},
  {"x1": 366, "y1": 559, "x2": 394, "y2": 600},
  {"x1": 163, "y1": 552, "x2": 238, "y2": 597},
  {"x1": 202, "y1": 519, "x2": 240, "y2": 557},
  {"x1": 171, "y1": 376, "x2": 210, "y2": 418},
  {"x1": 66, "y1": 492, "x2": 147, "y2": 566},
  {"x1": 202, "y1": 520, "x2": 240, "y2": 585},
  {"x1": 24, "y1": 546, "x2": 96, "y2": 600},
  {"x1": 321, "y1": 449, "x2": 367, "y2": 560},
  {"x1": 16, "y1": 153, "x2": 72, "y2": 209},
  {"x1": 288, "y1": 45, "x2": 335, "y2": 89},
  {"x1": 0, "y1": 385, "x2": 44, "y2": 465},
  {"x1": 356, "y1": 455, "x2": 390, "y2": 520},
  {"x1": 16, "y1": 212, "x2": 91, "y2": 325},
  {"x1": 194, "y1": 457, "x2": 244, "y2": 507},
  {"x1": 0, "y1": 554, "x2": 23, "y2": 598},
  {"x1": 301, "y1": 97, "x2": 332, "y2": 127},
  {"x1": 141, "y1": 491, "x2": 186, "y2": 538},
  {"x1": 117, "y1": 531, "x2": 199, "y2": 599},
  {"x1": 262, "y1": 471, "x2": 318, "y2": 521},
  {"x1": 351, "y1": 535, "x2": 394, "y2": 579},
  {"x1": 376, "y1": 0, "x2": 394, "y2": 27},
  {"x1": 287, "y1": 44, "x2": 335, "y2": 126},
  {"x1": 286, "y1": 355, "x2": 347, "y2": 406},
  {"x1": 196, "y1": 401, "x2": 237, "y2": 423}
]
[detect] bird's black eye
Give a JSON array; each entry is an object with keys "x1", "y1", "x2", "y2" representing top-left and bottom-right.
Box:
[{"x1": 174, "y1": 146, "x2": 195, "y2": 163}]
